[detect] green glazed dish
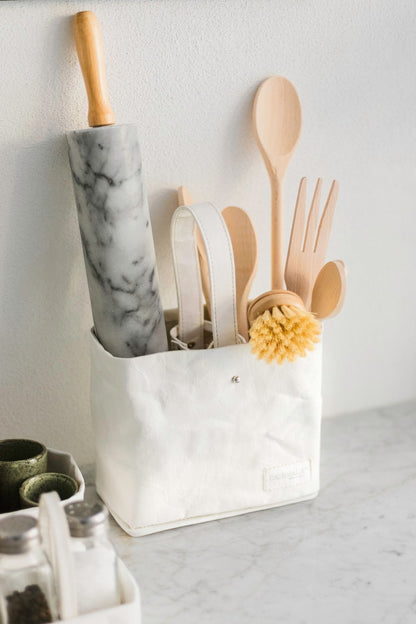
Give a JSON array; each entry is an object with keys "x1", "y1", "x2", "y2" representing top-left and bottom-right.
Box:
[
  {"x1": 19, "y1": 472, "x2": 79, "y2": 508},
  {"x1": 0, "y1": 439, "x2": 47, "y2": 513}
]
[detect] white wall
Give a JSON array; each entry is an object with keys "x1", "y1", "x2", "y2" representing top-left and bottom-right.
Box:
[{"x1": 1, "y1": 0, "x2": 415, "y2": 464}]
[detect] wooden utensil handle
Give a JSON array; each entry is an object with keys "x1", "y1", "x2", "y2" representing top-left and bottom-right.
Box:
[
  {"x1": 177, "y1": 186, "x2": 193, "y2": 206},
  {"x1": 271, "y1": 176, "x2": 285, "y2": 290},
  {"x1": 73, "y1": 11, "x2": 115, "y2": 127}
]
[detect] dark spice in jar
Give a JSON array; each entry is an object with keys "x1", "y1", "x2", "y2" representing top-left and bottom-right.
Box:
[{"x1": 6, "y1": 584, "x2": 53, "y2": 624}]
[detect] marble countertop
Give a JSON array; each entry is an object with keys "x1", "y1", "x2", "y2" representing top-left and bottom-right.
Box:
[{"x1": 92, "y1": 401, "x2": 416, "y2": 623}]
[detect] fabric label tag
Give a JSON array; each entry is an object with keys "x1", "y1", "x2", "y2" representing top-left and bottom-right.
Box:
[{"x1": 263, "y1": 460, "x2": 311, "y2": 491}]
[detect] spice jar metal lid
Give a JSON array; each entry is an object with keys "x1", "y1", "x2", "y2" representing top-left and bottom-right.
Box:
[
  {"x1": 0, "y1": 515, "x2": 39, "y2": 554},
  {"x1": 64, "y1": 501, "x2": 109, "y2": 537}
]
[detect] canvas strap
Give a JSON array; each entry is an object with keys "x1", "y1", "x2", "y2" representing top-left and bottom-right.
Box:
[{"x1": 171, "y1": 202, "x2": 239, "y2": 348}]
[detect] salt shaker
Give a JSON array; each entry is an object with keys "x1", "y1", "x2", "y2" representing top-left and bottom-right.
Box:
[
  {"x1": 64, "y1": 501, "x2": 120, "y2": 614},
  {"x1": 0, "y1": 516, "x2": 57, "y2": 624}
]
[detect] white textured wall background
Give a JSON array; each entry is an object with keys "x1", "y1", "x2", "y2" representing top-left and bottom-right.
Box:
[{"x1": 0, "y1": 0, "x2": 415, "y2": 463}]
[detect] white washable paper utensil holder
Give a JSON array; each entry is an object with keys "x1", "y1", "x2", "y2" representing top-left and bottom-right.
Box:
[{"x1": 90, "y1": 202, "x2": 323, "y2": 536}]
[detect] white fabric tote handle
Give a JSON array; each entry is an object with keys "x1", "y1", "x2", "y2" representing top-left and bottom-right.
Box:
[{"x1": 171, "y1": 202, "x2": 239, "y2": 349}]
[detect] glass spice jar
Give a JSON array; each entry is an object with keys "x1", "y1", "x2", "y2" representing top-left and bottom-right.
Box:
[
  {"x1": 64, "y1": 501, "x2": 121, "y2": 615},
  {"x1": 0, "y1": 515, "x2": 58, "y2": 624}
]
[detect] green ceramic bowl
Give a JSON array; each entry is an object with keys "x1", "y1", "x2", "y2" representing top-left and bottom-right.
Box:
[
  {"x1": 0, "y1": 439, "x2": 47, "y2": 513},
  {"x1": 19, "y1": 472, "x2": 79, "y2": 508}
]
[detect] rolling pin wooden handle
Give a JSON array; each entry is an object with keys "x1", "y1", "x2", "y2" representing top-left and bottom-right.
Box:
[{"x1": 73, "y1": 11, "x2": 115, "y2": 128}]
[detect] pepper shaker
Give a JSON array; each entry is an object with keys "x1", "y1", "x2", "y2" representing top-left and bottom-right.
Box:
[{"x1": 0, "y1": 516, "x2": 58, "y2": 624}]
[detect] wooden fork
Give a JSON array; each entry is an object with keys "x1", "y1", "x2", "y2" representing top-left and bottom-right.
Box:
[{"x1": 285, "y1": 178, "x2": 339, "y2": 310}]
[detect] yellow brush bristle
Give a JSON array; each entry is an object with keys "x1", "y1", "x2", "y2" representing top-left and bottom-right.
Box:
[{"x1": 249, "y1": 305, "x2": 321, "y2": 364}]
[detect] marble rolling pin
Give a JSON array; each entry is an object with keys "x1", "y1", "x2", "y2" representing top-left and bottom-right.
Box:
[{"x1": 67, "y1": 11, "x2": 167, "y2": 357}]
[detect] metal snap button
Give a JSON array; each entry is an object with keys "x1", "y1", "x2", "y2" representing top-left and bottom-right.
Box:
[{"x1": 231, "y1": 375, "x2": 240, "y2": 384}]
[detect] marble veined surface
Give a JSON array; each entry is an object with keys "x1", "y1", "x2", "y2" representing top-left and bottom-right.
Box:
[
  {"x1": 85, "y1": 401, "x2": 416, "y2": 623},
  {"x1": 67, "y1": 124, "x2": 167, "y2": 358}
]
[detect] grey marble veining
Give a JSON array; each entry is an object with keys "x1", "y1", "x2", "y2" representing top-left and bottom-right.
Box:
[
  {"x1": 67, "y1": 124, "x2": 167, "y2": 358},
  {"x1": 83, "y1": 401, "x2": 416, "y2": 623}
]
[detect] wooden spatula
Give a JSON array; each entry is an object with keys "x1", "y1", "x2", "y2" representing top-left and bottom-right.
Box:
[{"x1": 222, "y1": 206, "x2": 258, "y2": 340}]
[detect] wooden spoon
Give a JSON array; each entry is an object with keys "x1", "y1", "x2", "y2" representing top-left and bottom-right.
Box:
[
  {"x1": 311, "y1": 260, "x2": 346, "y2": 320},
  {"x1": 222, "y1": 206, "x2": 258, "y2": 340},
  {"x1": 248, "y1": 77, "x2": 306, "y2": 327},
  {"x1": 253, "y1": 76, "x2": 302, "y2": 289},
  {"x1": 248, "y1": 77, "x2": 322, "y2": 363}
]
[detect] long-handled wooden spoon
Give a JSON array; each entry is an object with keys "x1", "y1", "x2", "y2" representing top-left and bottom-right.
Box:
[
  {"x1": 253, "y1": 75, "x2": 302, "y2": 290},
  {"x1": 311, "y1": 260, "x2": 346, "y2": 320},
  {"x1": 248, "y1": 76, "x2": 320, "y2": 363}
]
